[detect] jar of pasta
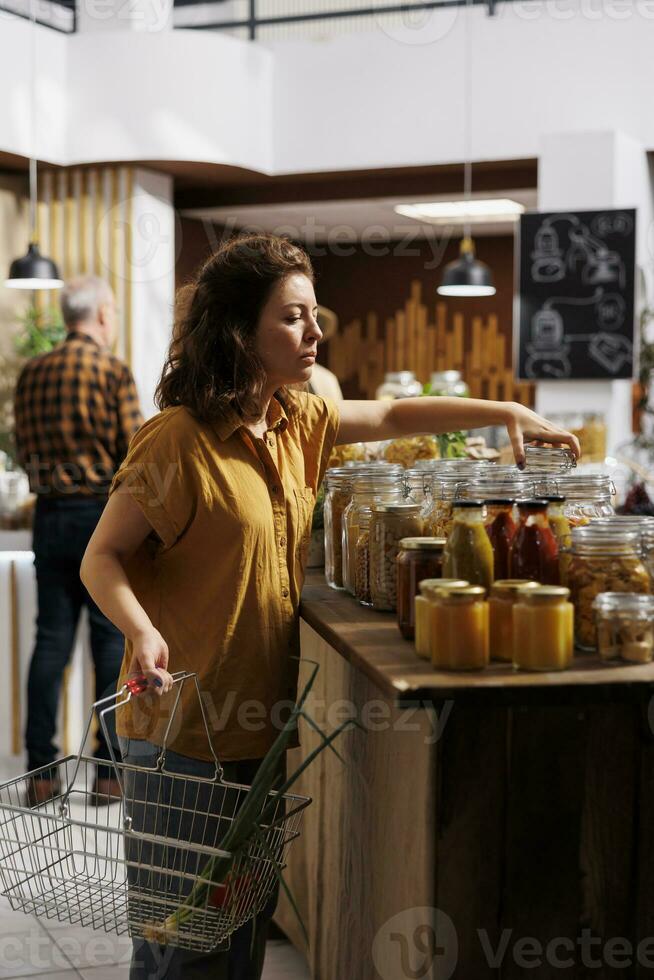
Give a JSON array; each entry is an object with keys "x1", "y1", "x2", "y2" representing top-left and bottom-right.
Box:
[
  {"x1": 568, "y1": 527, "x2": 650, "y2": 651},
  {"x1": 397, "y1": 537, "x2": 446, "y2": 639},
  {"x1": 324, "y1": 468, "x2": 353, "y2": 590},
  {"x1": 341, "y1": 470, "x2": 404, "y2": 594},
  {"x1": 593, "y1": 592, "x2": 654, "y2": 663},
  {"x1": 382, "y1": 436, "x2": 440, "y2": 468},
  {"x1": 443, "y1": 500, "x2": 494, "y2": 590},
  {"x1": 369, "y1": 503, "x2": 424, "y2": 611},
  {"x1": 431, "y1": 585, "x2": 489, "y2": 671},
  {"x1": 554, "y1": 474, "x2": 615, "y2": 527},
  {"x1": 489, "y1": 579, "x2": 539, "y2": 662},
  {"x1": 513, "y1": 586, "x2": 574, "y2": 671},
  {"x1": 591, "y1": 515, "x2": 654, "y2": 585}
]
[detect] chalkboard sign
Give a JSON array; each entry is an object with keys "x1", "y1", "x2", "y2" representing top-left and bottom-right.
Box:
[{"x1": 515, "y1": 208, "x2": 636, "y2": 380}]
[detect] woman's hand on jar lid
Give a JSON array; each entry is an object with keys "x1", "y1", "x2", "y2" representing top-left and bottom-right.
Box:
[{"x1": 503, "y1": 403, "x2": 581, "y2": 469}]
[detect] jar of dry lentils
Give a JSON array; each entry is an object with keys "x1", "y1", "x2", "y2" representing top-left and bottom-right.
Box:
[{"x1": 369, "y1": 502, "x2": 424, "y2": 611}]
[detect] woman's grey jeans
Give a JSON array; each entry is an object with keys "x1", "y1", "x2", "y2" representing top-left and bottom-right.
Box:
[{"x1": 118, "y1": 736, "x2": 279, "y2": 980}]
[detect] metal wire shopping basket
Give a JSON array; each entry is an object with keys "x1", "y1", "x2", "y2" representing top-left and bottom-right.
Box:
[{"x1": 0, "y1": 671, "x2": 310, "y2": 952}]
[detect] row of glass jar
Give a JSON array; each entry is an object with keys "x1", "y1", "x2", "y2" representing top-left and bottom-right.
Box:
[
  {"x1": 324, "y1": 461, "x2": 615, "y2": 594},
  {"x1": 413, "y1": 579, "x2": 574, "y2": 672}
]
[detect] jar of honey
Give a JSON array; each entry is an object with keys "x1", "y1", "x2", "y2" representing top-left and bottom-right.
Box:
[
  {"x1": 489, "y1": 579, "x2": 539, "y2": 662},
  {"x1": 431, "y1": 585, "x2": 489, "y2": 671},
  {"x1": 414, "y1": 578, "x2": 468, "y2": 660},
  {"x1": 396, "y1": 537, "x2": 446, "y2": 640},
  {"x1": 513, "y1": 586, "x2": 574, "y2": 671}
]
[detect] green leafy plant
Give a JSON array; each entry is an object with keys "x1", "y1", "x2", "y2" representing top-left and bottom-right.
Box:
[
  {"x1": 421, "y1": 384, "x2": 468, "y2": 460},
  {"x1": 13, "y1": 305, "x2": 65, "y2": 359}
]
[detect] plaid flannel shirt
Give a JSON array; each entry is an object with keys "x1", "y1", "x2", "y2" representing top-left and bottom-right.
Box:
[{"x1": 14, "y1": 331, "x2": 143, "y2": 497}]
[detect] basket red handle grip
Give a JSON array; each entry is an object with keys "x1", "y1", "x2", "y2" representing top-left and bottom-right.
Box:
[{"x1": 125, "y1": 673, "x2": 162, "y2": 695}]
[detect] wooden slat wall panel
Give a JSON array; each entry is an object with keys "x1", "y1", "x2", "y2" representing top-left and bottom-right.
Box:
[{"x1": 335, "y1": 277, "x2": 534, "y2": 405}]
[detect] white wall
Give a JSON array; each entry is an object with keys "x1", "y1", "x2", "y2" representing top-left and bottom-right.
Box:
[{"x1": 3, "y1": 2, "x2": 654, "y2": 174}]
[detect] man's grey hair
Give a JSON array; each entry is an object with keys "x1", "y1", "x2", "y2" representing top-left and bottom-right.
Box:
[{"x1": 60, "y1": 275, "x2": 113, "y2": 329}]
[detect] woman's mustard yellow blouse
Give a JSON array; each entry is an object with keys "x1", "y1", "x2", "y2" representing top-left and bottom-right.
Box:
[{"x1": 110, "y1": 390, "x2": 339, "y2": 762}]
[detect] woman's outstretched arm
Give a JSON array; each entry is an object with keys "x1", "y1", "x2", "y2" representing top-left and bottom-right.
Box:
[
  {"x1": 80, "y1": 491, "x2": 175, "y2": 695},
  {"x1": 335, "y1": 397, "x2": 581, "y2": 467}
]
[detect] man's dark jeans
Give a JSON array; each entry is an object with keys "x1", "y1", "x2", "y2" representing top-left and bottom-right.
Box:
[{"x1": 26, "y1": 496, "x2": 125, "y2": 781}]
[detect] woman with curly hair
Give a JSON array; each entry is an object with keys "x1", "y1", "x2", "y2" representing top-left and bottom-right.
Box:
[{"x1": 81, "y1": 233, "x2": 579, "y2": 978}]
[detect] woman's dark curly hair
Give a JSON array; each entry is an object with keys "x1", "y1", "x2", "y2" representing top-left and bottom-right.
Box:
[{"x1": 155, "y1": 233, "x2": 314, "y2": 423}]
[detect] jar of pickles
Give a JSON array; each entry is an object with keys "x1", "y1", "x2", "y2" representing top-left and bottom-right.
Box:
[
  {"x1": 484, "y1": 498, "x2": 517, "y2": 580},
  {"x1": 369, "y1": 503, "x2": 424, "y2": 611},
  {"x1": 443, "y1": 500, "x2": 494, "y2": 589},
  {"x1": 397, "y1": 537, "x2": 446, "y2": 639},
  {"x1": 509, "y1": 499, "x2": 560, "y2": 584},
  {"x1": 513, "y1": 586, "x2": 574, "y2": 671},
  {"x1": 341, "y1": 470, "x2": 404, "y2": 594},
  {"x1": 489, "y1": 579, "x2": 539, "y2": 662},
  {"x1": 553, "y1": 474, "x2": 615, "y2": 527},
  {"x1": 431, "y1": 585, "x2": 489, "y2": 671},
  {"x1": 567, "y1": 526, "x2": 650, "y2": 651},
  {"x1": 593, "y1": 592, "x2": 654, "y2": 663},
  {"x1": 324, "y1": 467, "x2": 353, "y2": 590}
]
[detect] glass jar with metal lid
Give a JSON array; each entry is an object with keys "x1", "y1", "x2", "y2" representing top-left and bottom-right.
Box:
[
  {"x1": 568, "y1": 526, "x2": 650, "y2": 650},
  {"x1": 397, "y1": 537, "x2": 446, "y2": 639},
  {"x1": 460, "y1": 475, "x2": 538, "y2": 504},
  {"x1": 431, "y1": 585, "x2": 489, "y2": 671},
  {"x1": 324, "y1": 467, "x2": 354, "y2": 590},
  {"x1": 414, "y1": 578, "x2": 468, "y2": 659},
  {"x1": 593, "y1": 592, "x2": 654, "y2": 663},
  {"x1": 513, "y1": 586, "x2": 574, "y2": 671},
  {"x1": 341, "y1": 470, "x2": 404, "y2": 595},
  {"x1": 523, "y1": 445, "x2": 577, "y2": 474},
  {"x1": 591, "y1": 516, "x2": 654, "y2": 583},
  {"x1": 369, "y1": 503, "x2": 424, "y2": 611},
  {"x1": 404, "y1": 468, "x2": 431, "y2": 507},
  {"x1": 428, "y1": 370, "x2": 470, "y2": 398},
  {"x1": 552, "y1": 473, "x2": 615, "y2": 527},
  {"x1": 375, "y1": 371, "x2": 423, "y2": 400},
  {"x1": 489, "y1": 579, "x2": 539, "y2": 662},
  {"x1": 443, "y1": 500, "x2": 494, "y2": 590}
]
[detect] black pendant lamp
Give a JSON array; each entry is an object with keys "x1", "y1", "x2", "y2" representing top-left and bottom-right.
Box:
[
  {"x1": 5, "y1": 4, "x2": 63, "y2": 291},
  {"x1": 438, "y1": 236, "x2": 496, "y2": 297},
  {"x1": 437, "y1": 0, "x2": 495, "y2": 299}
]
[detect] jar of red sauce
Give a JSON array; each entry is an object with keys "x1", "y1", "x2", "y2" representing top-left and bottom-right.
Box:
[
  {"x1": 509, "y1": 499, "x2": 560, "y2": 585},
  {"x1": 396, "y1": 537, "x2": 446, "y2": 640},
  {"x1": 484, "y1": 498, "x2": 517, "y2": 580}
]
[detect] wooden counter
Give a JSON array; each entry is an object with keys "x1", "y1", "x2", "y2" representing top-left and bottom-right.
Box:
[{"x1": 275, "y1": 572, "x2": 654, "y2": 980}]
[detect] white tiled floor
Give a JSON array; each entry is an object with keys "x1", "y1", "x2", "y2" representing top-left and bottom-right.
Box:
[{"x1": 0, "y1": 899, "x2": 310, "y2": 979}]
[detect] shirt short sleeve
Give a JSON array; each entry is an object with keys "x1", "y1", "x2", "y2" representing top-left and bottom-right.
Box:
[
  {"x1": 110, "y1": 408, "x2": 198, "y2": 550},
  {"x1": 290, "y1": 391, "x2": 340, "y2": 492}
]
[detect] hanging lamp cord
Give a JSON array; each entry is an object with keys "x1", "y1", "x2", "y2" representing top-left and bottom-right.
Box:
[
  {"x1": 28, "y1": 0, "x2": 37, "y2": 242},
  {"x1": 462, "y1": 0, "x2": 472, "y2": 249}
]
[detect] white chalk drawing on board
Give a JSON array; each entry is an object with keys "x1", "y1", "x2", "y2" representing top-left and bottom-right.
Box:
[
  {"x1": 591, "y1": 211, "x2": 634, "y2": 239},
  {"x1": 524, "y1": 288, "x2": 631, "y2": 379},
  {"x1": 530, "y1": 213, "x2": 627, "y2": 287}
]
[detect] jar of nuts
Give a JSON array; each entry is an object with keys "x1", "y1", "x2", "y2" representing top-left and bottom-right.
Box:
[
  {"x1": 369, "y1": 502, "x2": 424, "y2": 611},
  {"x1": 593, "y1": 592, "x2": 654, "y2": 663},
  {"x1": 568, "y1": 527, "x2": 650, "y2": 651}
]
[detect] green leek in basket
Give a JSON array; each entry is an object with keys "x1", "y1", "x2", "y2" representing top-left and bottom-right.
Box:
[{"x1": 142, "y1": 661, "x2": 359, "y2": 945}]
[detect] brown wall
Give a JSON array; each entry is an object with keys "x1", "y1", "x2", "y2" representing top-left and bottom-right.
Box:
[{"x1": 176, "y1": 218, "x2": 532, "y2": 404}]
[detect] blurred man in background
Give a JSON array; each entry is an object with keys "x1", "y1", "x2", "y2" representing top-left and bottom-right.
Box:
[{"x1": 14, "y1": 275, "x2": 143, "y2": 806}]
